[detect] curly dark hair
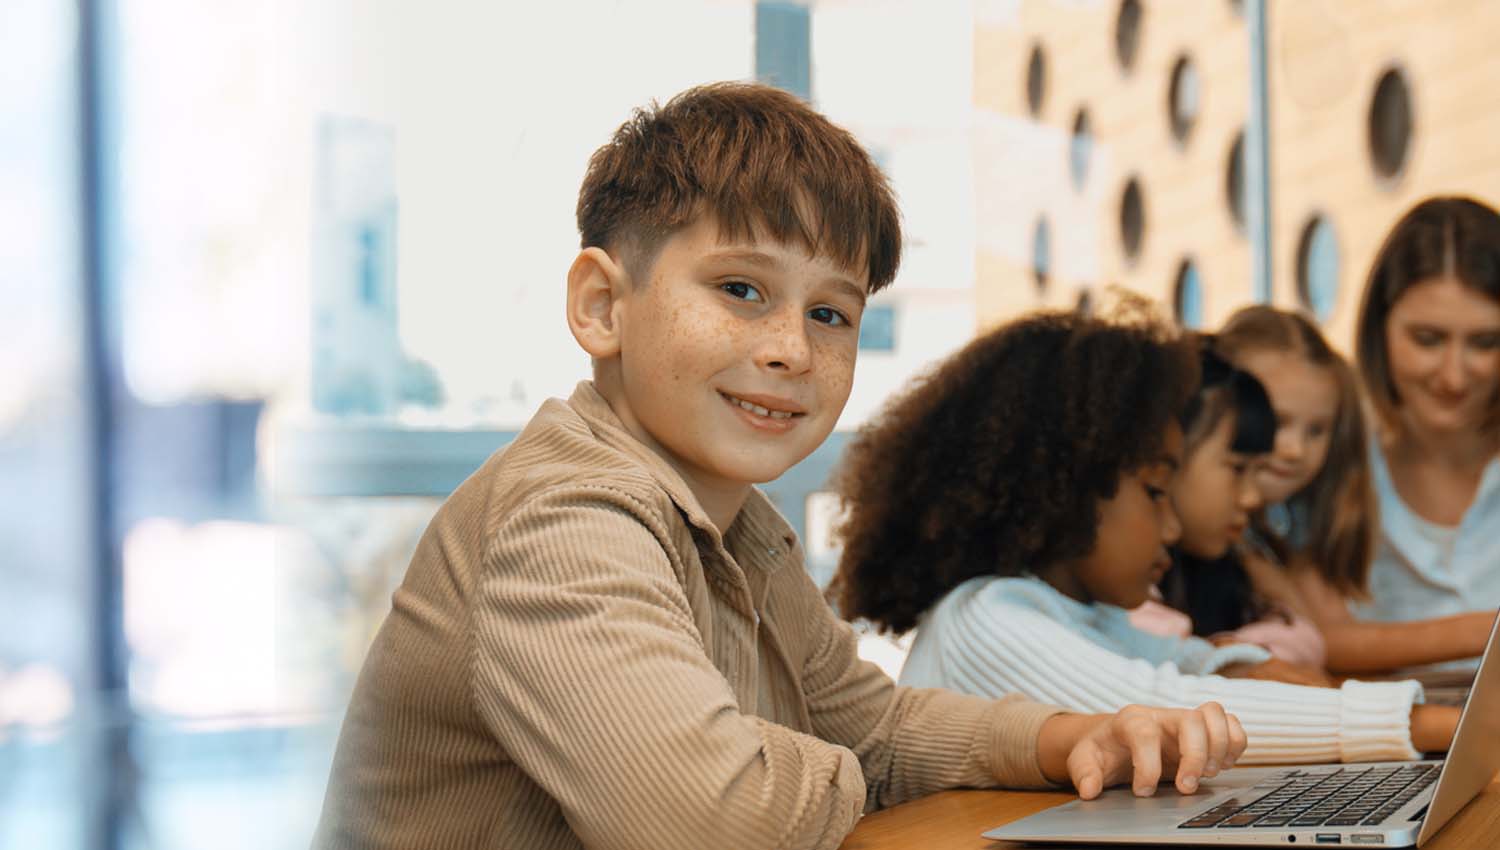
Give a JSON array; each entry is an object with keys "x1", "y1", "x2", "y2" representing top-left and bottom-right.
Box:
[{"x1": 827, "y1": 308, "x2": 1199, "y2": 634}]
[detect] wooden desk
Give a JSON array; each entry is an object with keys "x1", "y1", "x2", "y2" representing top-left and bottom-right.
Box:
[{"x1": 840, "y1": 776, "x2": 1500, "y2": 849}]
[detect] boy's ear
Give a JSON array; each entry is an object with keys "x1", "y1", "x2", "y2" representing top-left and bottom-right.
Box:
[{"x1": 566, "y1": 246, "x2": 631, "y2": 358}]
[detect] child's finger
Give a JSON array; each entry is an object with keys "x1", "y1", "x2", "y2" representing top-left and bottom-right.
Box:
[
  {"x1": 1069, "y1": 750, "x2": 1105, "y2": 801},
  {"x1": 1225, "y1": 712, "x2": 1248, "y2": 768},
  {"x1": 1117, "y1": 708, "x2": 1163, "y2": 796},
  {"x1": 1170, "y1": 710, "x2": 1208, "y2": 794},
  {"x1": 1196, "y1": 701, "x2": 1231, "y2": 776}
]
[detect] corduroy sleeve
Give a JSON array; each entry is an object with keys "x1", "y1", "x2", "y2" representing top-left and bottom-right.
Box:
[
  {"x1": 471, "y1": 484, "x2": 867, "y2": 850},
  {"x1": 789, "y1": 567, "x2": 1066, "y2": 810}
]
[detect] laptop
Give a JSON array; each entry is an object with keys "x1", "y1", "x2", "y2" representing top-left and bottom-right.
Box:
[{"x1": 984, "y1": 611, "x2": 1500, "y2": 847}]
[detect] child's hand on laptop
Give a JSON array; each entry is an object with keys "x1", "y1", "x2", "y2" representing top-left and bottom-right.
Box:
[{"x1": 1037, "y1": 702, "x2": 1247, "y2": 801}]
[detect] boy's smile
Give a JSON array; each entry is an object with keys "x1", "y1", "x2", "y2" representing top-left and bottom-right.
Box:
[
  {"x1": 596, "y1": 214, "x2": 868, "y2": 529},
  {"x1": 719, "y1": 390, "x2": 806, "y2": 432}
]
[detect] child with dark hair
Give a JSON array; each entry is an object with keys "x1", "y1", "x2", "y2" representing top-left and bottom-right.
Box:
[
  {"x1": 831, "y1": 309, "x2": 1458, "y2": 765},
  {"x1": 1152, "y1": 342, "x2": 1329, "y2": 674}
]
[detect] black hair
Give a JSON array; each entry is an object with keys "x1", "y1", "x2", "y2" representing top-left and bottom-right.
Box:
[
  {"x1": 1181, "y1": 344, "x2": 1276, "y2": 455},
  {"x1": 828, "y1": 308, "x2": 1198, "y2": 633},
  {"x1": 1160, "y1": 341, "x2": 1279, "y2": 636}
]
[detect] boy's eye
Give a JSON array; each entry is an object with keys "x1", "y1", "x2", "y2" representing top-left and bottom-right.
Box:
[
  {"x1": 808, "y1": 306, "x2": 851, "y2": 327},
  {"x1": 720, "y1": 281, "x2": 763, "y2": 302},
  {"x1": 1143, "y1": 484, "x2": 1166, "y2": 501}
]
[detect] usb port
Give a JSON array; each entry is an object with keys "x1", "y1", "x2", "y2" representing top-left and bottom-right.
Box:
[{"x1": 1314, "y1": 835, "x2": 1342, "y2": 845}]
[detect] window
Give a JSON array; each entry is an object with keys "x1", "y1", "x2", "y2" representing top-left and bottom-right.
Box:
[
  {"x1": 1225, "y1": 129, "x2": 1247, "y2": 232},
  {"x1": 1368, "y1": 66, "x2": 1413, "y2": 182},
  {"x1": 1174, "y1": 260, "x2": 1205, "y2": 328},
  {"x1": 1120, "y1": 177, "x2": 1146, "y2": 264},
  {"x1": 756, "y1": 2, "x2": 812, "y2": 100},
  {"x1": 1168, "y1": 55, "x2": 1200, "y2": 145},
  {"x1": 1115, "y1": 0, "x2": 1143, "y2": 73},
  {"x1": 1025, "y1": 43, "x2": 1047, "y2": 116},
  {"x1": 1297, "y1": 215, "x2": 1340, "y2": 321},
  {"x1": 1032, "y1": 217, "x2": 1052, "y2": 291},
  {"x1": 1069, "y1": 108, "x2": 1093, "y2": 190}
]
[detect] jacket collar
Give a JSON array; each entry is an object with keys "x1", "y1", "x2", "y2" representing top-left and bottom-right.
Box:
[{"x1": 567, "y1": 381, "x2": 795, "y2": 573}]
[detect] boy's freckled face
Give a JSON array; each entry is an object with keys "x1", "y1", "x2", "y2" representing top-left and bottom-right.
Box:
[{"x1": 609, "y1": 215, "x2": 868, "y2": 500}]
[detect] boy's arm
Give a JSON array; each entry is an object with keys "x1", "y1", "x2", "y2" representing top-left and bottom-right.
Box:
[
  {"x1": 474, "y1": 485, "x2": 864, "y2": 850},
  {"x1": 794, "y1": 568, "x2": 1065, "y2": 810},
  {"x1": 797, "y1": 575, "x2": 1248, "y2": 807}
]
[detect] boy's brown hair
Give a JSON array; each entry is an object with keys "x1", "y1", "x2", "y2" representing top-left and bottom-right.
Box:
[{"x1": 576, "y1": 81, "x2": 902, "y2": 292}]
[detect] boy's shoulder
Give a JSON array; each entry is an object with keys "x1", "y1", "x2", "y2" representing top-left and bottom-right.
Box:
[{"x1": 453, "y1": 382, "x2": 686, "y2": 537}]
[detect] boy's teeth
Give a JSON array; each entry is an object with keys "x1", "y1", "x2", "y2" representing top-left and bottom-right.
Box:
[{"x1": 730, "y1": 395, "x2": 794, "y2": 419}]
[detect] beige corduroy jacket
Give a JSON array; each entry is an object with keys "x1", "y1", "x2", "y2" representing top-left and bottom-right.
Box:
[{"x1": 313, "y1": 381, "x2": 1064, "y2": 850}]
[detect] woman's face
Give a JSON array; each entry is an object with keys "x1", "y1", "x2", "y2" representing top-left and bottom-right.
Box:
[
  {"x1": 1385, "y1": 276, "x2": 1500, "y2": 438},
  {"x1": 1169, "y1": 413, "x2": 1263, "y2": 558},
  {"x1": 1235, "y1": 348, "x2": 1339, "y2": 505}
]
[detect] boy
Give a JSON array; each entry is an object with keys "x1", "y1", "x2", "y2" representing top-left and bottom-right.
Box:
[{"x1": 313, "y1": 82, "x2": 1245, "y2": 850}]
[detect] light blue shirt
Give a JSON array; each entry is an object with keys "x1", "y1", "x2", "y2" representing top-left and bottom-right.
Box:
[
  {"x1": 897, "y1": 575, "x2": 1424, "y2": 764},
  {"x1": 1356, "y1": 441, "x2": 1500, "y2": 622},
  {"x1": 902, "y1": 575, "x2": 1270, "y2": 685}
]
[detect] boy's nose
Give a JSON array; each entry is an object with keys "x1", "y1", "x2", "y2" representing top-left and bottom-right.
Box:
[{"x1": 759, "y1": 309, "x2": 813, "y2": 373}]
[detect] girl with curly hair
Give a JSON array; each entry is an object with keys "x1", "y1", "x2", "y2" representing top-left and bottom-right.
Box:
[
  {"x1": 829, "y1": 309, "x2": 1458, "y2": 764},
  {"x1": 1213, "y1": 305, "x2": 1495, "y2": 674}
]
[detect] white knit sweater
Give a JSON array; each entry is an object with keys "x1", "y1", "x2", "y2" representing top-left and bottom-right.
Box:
[{"x1": 898, "y1": 576, "x2": 1424, "y2": 764}]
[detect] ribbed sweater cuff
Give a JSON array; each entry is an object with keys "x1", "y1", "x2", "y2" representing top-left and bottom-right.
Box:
[
  {"x1": 1339, "y1": 679, "x2": 1424, "y2": 763},
  {"x1": 982, "y1": 696, "x2": 1069, "y2": 789}
]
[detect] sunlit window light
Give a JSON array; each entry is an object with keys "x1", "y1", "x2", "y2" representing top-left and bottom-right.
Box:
[
  {"x1": 123, "y1": 518, "x2": 317, "y2": 718},
  {"x1": 0, "y1": 663, "x2": 76, "y2": 741}
]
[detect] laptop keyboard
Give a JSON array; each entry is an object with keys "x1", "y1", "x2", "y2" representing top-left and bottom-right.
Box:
[{"x1": 1177, "y1": 764, "x2": 1440, "y2": 829}]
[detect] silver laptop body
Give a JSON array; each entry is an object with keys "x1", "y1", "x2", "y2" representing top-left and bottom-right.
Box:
[{"x1": 983, "y1": 611, "x2": 1500, "y2": 847}]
